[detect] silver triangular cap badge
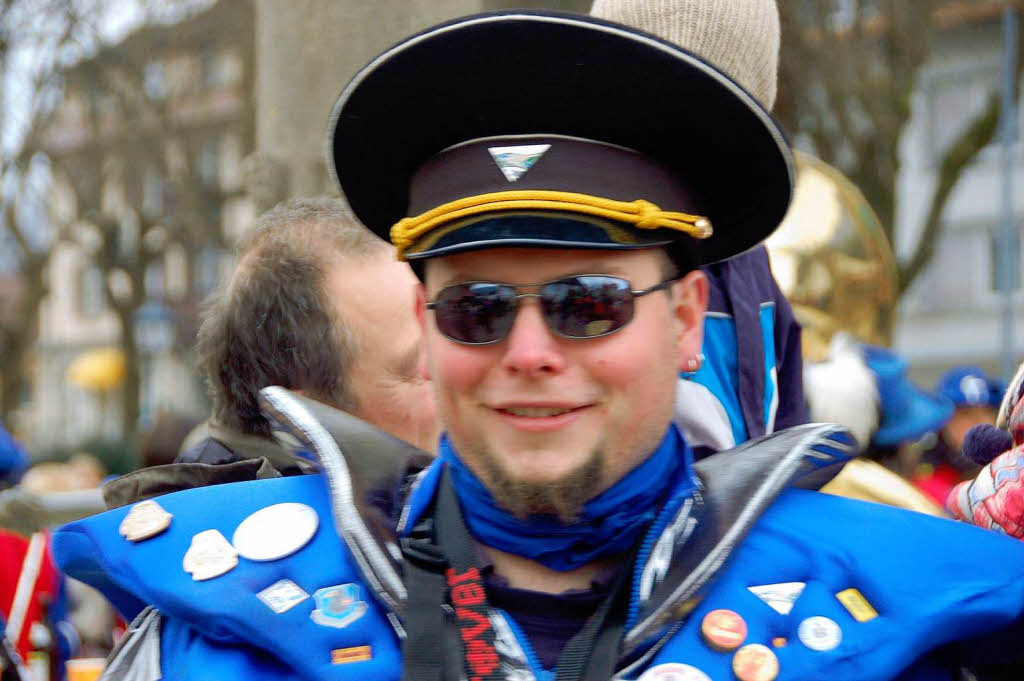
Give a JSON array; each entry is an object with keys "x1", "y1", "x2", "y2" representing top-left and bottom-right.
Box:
[
  {"x1": 488, "y1": 144, "x2": 551, "y2": 182},
  {"x1": 747, "y1": 582, "x2": 806, "y2": 615}
]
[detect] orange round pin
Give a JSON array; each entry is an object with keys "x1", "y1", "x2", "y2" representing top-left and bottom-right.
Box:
[
  {"x1": 699, "y1": 609, "x2": 748, "y2": 652},
  {"x1": 732, "y1": 643, "x2": 779, "y2": 681}
]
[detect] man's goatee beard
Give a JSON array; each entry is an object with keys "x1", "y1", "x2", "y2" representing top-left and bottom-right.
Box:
[{"x1": 480, "y1": 450, "x2": 605, "y2": 523}]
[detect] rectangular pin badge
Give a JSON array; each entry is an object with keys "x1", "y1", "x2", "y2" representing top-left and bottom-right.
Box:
[
  {"x1": 256, "y1": 579, "x2": 309, "y2": 614},
  {"x1": 836, "y1": 588, "x2": 878, "y2": 622},
  {"x1": 331, "y1": 645, "x2": 372, "y2": 665}
]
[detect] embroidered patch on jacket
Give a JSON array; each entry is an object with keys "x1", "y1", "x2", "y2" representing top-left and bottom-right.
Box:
[
  {"x1": 120, "y1": 499, "x2": 172, "y2": 542},
  {"x1": 310, "y1": 584, "x2": 368, "y2": 629},
  {"x1": 747, "y1": 582, "x2": 805, "y2": 615},
  {"x1": 182, "y1": 529, "x2": 237, "y2": 581},
  {"x1": 256, "y1": 579, "x2": 309, "y2": 614},
  {"x1": 835, "y1": 588, "x2": 878, "y2": 622},
  {"x1": 331, "y1": 645, "x2": 372, "y2": 664}
]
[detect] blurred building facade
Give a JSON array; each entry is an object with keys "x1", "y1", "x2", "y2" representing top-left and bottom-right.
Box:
[
  {"x1": 25, "y1": 0, "x2": 592, "y2": 455},
  {"x1": 23, "y1": 0, "x2": 1019, "y2": 451},
  {"x1": 252, "y1": 0, "x2": 591, "y2": 197},
  {"x1": 32, "y1": 0, "x2": 255, "y2": 451},
  {"x1": 895, "y1": 3, "x2": 1024, "y2": 383}
]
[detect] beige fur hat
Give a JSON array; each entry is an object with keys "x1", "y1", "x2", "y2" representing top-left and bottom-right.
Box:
[{"x1": 590, "y1": 0, "x2": 780, "y2": 111}]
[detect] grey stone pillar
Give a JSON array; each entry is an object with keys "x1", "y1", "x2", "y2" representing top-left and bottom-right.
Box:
[{"x1": 254, "y1": 0, "x2": 488, "y2": 198}]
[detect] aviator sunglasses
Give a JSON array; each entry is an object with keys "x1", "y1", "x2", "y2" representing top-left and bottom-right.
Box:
[{"x1": 425, "y1": 274, "x2": 679, "y2": 345}]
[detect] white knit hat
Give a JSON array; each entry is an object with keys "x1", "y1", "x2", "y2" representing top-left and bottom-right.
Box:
[{"x1": 590, "y1": 0, "x2": 780, "y2": 111}]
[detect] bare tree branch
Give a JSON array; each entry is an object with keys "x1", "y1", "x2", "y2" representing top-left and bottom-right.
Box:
[
  {"x1": 15, "y1": 0, "x2": 253, "y2": 445},
  {"x1": 0, "y1": 0, "x2": 95, "y2": 422},
  {"x1": 778, "y1": 0, "x2": 1018, "y2": 304},
  {"x1": 898, "y1": 16, "x2": 1023, "y2": 293}
]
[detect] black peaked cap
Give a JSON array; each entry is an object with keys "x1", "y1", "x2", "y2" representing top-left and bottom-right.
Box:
[{"x1": 327, "y1": 10, "x2": 794, "y2": 265}]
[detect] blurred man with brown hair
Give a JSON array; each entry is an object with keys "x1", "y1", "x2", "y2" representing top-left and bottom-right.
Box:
[{"x1": 177, "y1": 197, "x2": 439, "y2": 473}]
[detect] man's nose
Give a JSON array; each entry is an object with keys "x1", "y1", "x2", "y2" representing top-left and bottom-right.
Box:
[{"x1": 499, "y1": 299, "x2": 567, "y2": 376}]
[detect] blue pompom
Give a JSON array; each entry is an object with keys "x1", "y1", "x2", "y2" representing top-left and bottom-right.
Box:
[{"x1": 962, "y1": 424, "x2": 1013, "y2": 466}]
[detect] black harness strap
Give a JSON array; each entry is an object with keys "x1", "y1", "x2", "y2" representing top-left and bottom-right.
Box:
[
  {"x1": 401, "y1": 468, "x2": 631, "y2": 681},
  {"x1": 400, "y1": 526, "x2": 448, "y2": 681},
  {"x1": 432, "y1": 468, "x2": 477, "y2": 569},
  {"x1": 434, "y1": 473, "x2": 504, "y2": 681},
  {"x1": 554, "y1": 565, "x2": 631, "y2": 681},
  {"x1": 402, "y1": 469, "x2": 504, "y2": 681}
]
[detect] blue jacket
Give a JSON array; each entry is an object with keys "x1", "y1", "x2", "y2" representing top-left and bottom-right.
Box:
[
  {"x1": 681, "y1": 247, "x2": 808, "y2": 457},
  {"x1": 52, "y1": 409, "x2": 1024, "y2": 681}
]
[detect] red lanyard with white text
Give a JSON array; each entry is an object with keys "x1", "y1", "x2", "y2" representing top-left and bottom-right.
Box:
[{"x1": 401, "y1": 468, "x2": 630, "y2": 681}]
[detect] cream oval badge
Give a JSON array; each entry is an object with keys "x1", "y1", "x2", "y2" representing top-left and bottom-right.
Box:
[
  {"x1": 637, "y1": 662, "x2": 713, "y2": 681},
  {"x1": 183, "y1": 529, "x2": 238, "y2": 581},
  {"x1": 798, "y1": 616, "x2": 842, "y2": 652},
  {"x1": 232, "y1": 502, "x2": 319, "y2": 561},
  {"x1": 119, "y1": 499, "x2": 172, "y2": 542}
]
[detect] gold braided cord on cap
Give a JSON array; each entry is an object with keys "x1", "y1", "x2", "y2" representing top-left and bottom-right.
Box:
[{"x1": 390, "y1": 190, "x2": 713, "y2": 260}]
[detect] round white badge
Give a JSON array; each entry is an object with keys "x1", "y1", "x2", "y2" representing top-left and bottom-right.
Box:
[
  {"x1": 232, "y1": 502, "x2": 319, "y2": 561},
  {"x1": 637, "y1": 663, "x2": 713, "y2": 681},
  {"x1": 797, "y1": 616, "x2": 842, "y2": 652}
]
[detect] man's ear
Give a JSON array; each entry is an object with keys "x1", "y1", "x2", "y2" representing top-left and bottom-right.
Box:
[
  {"x1": 672, "y1": 269, "x2": 708, "y2": 372},
  {"x1": 415, "y1": 284, "x2": 431, "y2": 380}
]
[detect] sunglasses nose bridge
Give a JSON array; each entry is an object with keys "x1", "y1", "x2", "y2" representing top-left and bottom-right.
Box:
[
  {"x1": 509, "y1": 291, "x2": 546, "y2": 325},
  {"x1": 499, "y1": 293, "x2": 570, "y2": 373}
]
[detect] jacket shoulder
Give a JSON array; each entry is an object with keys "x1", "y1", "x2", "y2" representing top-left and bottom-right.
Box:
[
  {"x1": 637, "y1": 490, "x2": 1024, "y2": 680},
  {"x1": 54, "y1": 475, "x2": 401, "y2": 680},
  {"x1": 764, "y1": 487, "x2": 1024, "y2": 570}
]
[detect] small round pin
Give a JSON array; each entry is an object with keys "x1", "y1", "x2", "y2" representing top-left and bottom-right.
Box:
[
  {"x1": 732, "y1": 643, "x2": 779, "y2": 681},
  {"x1": 798, "y1": 616, "x2": 842, "y2": 652},
  {"x1": 636, "y1": 662, "x2": 713, "y2": 681},
  {"x1": 700, "y1": 609, "x2": 748, "y2": 652}
]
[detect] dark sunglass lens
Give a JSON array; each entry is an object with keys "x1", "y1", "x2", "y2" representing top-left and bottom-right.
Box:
[
  {"x1": 434, "y1": 283, "x2": 517, "y2": 343},
  {"x1": 542, "y1": 276, "x2": 634, "y2": 338}
]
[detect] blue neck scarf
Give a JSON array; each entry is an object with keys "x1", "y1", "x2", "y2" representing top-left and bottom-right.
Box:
[{"x1": 439, "y1": 425, "x2": 696, "y2": 572}]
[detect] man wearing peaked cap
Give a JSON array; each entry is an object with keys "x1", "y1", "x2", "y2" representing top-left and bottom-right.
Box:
[
  {"x1": 51, "y1": 5, "x2": 1024, "y2": 681},
  {"x1": 589, "y1": 0, "x2": 809, "y2": 457}
]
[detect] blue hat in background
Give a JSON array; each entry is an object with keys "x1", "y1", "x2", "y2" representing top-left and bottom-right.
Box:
[
  {"x1": 0, "y1": 420, "x2": 28, "y2": 487},
  {"x1": 863, "y1": 346, "x2": 954, "y2": 448},
  {"x1": 936, "y1": 366, "x2": 1003, "y2": 409}
]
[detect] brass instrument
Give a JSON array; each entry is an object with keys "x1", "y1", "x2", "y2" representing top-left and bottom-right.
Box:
[
  {"x1": 766, "y1": 151, "x2": 899, "y2": 360},
  {"x1": 772, "y1": 153, "x2": 944, "y2": 515}
]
